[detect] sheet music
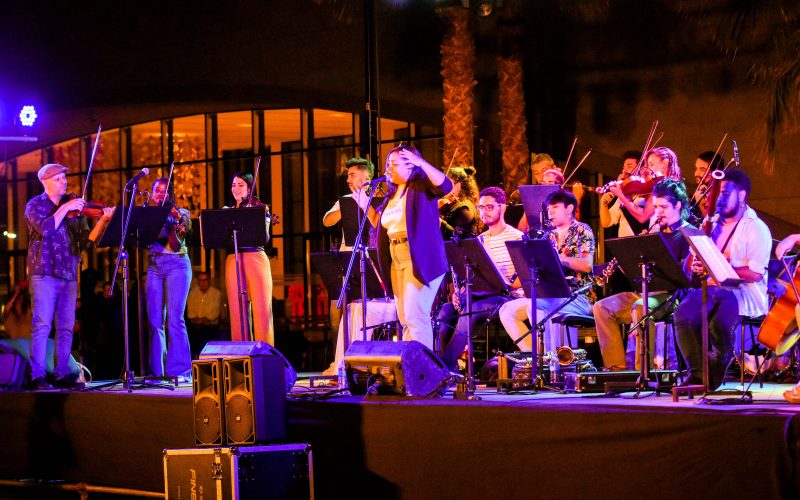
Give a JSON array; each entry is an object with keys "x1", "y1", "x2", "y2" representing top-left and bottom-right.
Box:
[{"x1": 687, "y1": 234, "x2": 742, "y2": 287}]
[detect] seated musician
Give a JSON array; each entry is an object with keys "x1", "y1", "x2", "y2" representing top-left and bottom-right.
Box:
[
  {"x1": 599, "y1": 150, "x2": 641, "y2": 239},
  {"x1": 439, "y1": 165, "x2": 480, "y2": 239},
  {"x1": 772, "y1": 233, "x2": 800, "y2": 403},
  {"x1": 673, "y1": 168, "x2": 771, "y2": 390},
  {"x1": 323, "y1": 157, "x2": 375, "y2": 250},
  {"x1": 593, "y1": 179, "x2": 695, "y2": 371},
  {"x1": 436, "y1": 186, "x2": 523, "y2": 373},
  {"x1": 500, "y1": 189, "x2": 595, "y2": 354}
]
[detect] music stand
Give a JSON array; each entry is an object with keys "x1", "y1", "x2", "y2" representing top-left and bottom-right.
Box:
[
  {"x1": 93, "y1": 205, "x2": 171, "y2": 392},
  {"x1": 444, "y1": 238, "x2": 510, "y2": 399},
  {"x1": 671, "y1": 227, "x2": 745, "y2": 402},
  {"x1": 200, "y1": 207, "x2": 269, "y2": 342},
  {"x1": 505, "y1": 239, "x2": 572, "y2": 390},
  {"x1": 339, "y1": 196, "x2": 383, "y2": 248},
  {"x1": 605, "y1": 233, "x2": 692, "y2": 396},
  {"x1": 519, "y1": 185, "x2": 560, "y2": 235}
]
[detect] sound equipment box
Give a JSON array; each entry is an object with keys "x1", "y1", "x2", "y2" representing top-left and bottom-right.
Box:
[
  {"x1": 223, "y1": 355, "x2": 286, "y2": 445},
  {"x1": 563, "y1": 369, "x2": 678, "y2": 393},
  {"x1": 344, "y1": 340, "x2": 452, "y2": 397},
  {"x1": 200, "y1": 341, "x2": 297, "y2": 392},
  {"x1": 163, "y1": 444, "x2": 313, "y2": 500}
]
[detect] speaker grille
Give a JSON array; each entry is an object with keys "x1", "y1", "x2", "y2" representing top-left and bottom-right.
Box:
[
  {"x1": 225, "y1": 393, "x2": 255, "y2": 444},
  {"x1": 194, "y1": 396, "x2": 222, "y2": 445}
]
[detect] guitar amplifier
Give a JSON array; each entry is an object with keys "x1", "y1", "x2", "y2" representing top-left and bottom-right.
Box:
[
  {"x1": 563, "y1": 370, "x2": 677, "y2": 393},
  {"x1": 163, "y1": 444, "x2": 313, "y2": 499}
]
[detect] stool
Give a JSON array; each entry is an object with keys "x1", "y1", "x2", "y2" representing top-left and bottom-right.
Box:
[
  {"x1": 550, "y1": 313, "x2": 596, "y2": 348},
  {"x1": 734, "y1": 315, "x2": 767, "y2": 389}
]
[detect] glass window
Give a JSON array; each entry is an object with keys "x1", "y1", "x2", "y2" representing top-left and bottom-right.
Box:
[
  {"x1": 93, "y1": 129, "x2": 120, "y2": 171},
  {"x1": 131, "y1": 121, "x2": 163, "y2": 167},
  {"x1": 51, "y1": 139, "x2": 82, "y2": 195},
  {"x1": 173, "y1": 115, "x2": 207, "y2": 216},
  {"x1": 217, "y1": 111, "x2": 252, "y2": 158},
  {"x1": 264, "y1": 109, "x2": 301, "y2": 153},
  {"x1": 313, "y1": 109, "x2": 353, "y2": 140},
  {"x1": 379, "y1": 117, "x2": 409, "y2": 167}
]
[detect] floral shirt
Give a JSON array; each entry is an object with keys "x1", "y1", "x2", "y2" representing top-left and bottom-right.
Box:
[
  {"x1": 546, "y1": 220, "x2": 595, "y2": 301},
  {"x1": 25, "y1": 193, "x2": 89, "y2": 281}
]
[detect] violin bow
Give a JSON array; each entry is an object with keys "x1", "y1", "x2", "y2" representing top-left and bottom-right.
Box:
[
  {"x1": 249, "y1": 155, "x2": 262, "y2": 206},
  {"x1": 561, "y1": 136, "x2": 578, "y2": 177},
  {"x1": 81, "y1": 124, "x2": 102, "y2": 200},
  {"x1": 162, "y1": 161, "x2": 175, "y2": 207},
  {"x1": 633, "y1": 120, "x2": 659, "y2": 177},
  {"x1": 689, "y1": 133, "x2": 728, "y2": 210},
  {"x1": 561, "y1": 148, "x2": 592, "y2": 188}
]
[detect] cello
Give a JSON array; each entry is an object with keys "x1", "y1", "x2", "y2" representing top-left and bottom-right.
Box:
[{"x1": 757, "y1": 256, "x2": 800, "y2": 355}]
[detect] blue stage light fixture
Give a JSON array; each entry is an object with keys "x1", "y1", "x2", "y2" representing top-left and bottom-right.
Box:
[{"x1": 18, "y1": 105, "x2": 37, "y2": 127}]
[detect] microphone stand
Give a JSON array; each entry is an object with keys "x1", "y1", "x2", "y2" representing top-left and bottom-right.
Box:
[{"x1": 336, "y1": 185, "x2": 381, "y2": 388}]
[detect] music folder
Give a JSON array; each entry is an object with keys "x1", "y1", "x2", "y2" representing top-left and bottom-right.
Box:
[{"x1": 680, "y1": 227, "x2": 743, "y2": 288}]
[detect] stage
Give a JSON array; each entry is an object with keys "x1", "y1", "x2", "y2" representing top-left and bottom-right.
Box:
[{"x1": 0, "y1": 377, "x2": 799, "y2": 499}]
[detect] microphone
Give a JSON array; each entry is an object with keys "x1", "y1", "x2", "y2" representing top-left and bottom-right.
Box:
[
  {"x1": 732, "y1": 140, "x2": 740, "y2": 167},
  {"x1": 365, "y1": 175, "x2": 387, "y2": 185},
  {"x1": 125, "y1": 168, "x2": 150, "y2": 187}
]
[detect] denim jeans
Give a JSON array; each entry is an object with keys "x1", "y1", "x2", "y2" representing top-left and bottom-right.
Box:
[
  {"x1": 29, "y1": 275, "x2": 78, "y2": 380},
  {"x1": 146, "y1": 252, "x2": 192, "y2": 378},
  {"x1": 674, "y1": 286, "x2": 742, "y2": 388},
  {"x1": 437, "y1": 295, "x2": 509, "y2": 372}
]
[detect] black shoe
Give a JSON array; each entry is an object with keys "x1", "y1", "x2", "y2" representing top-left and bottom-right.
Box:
[
  {"x1": 53, "y1": 376, "x2": 85, "y2": 390},
  {"x1": 25, "y1": 377, "x2": 54, "y2": 391}
]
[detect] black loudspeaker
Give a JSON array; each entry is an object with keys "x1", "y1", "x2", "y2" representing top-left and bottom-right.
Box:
[
  {"x1": 192, "y1": 359, "x2": 225, "y2": 446},
  {"x1": 200, "y1": 341, "x2": 297, "y2": 392},
  {"x1": 223, "y1": 355, "x2": 287, "y2": 445},
  {"x1": 344, "y1": 340, "x2": 452, "y2": 397}
]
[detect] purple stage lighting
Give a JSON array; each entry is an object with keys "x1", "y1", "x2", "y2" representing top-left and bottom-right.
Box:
[{"x1": 18, "y1": 105, "x2": 37, "y2": 127}]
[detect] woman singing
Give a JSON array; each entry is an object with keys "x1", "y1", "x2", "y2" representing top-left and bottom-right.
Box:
[
  {"x1": 358, "y1": 145, "x2": 452, "y2": 349},
  {"x1": 225, "y1": 172, "x2": 274, "y2": 345}
]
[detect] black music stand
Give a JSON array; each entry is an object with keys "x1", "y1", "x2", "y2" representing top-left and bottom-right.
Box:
[
  {"x1": 94, "y1": 205, "x2": 171, "y2": 392},
  {"x1": 505, "y1": 239, "x2": 572, "y2": 391},
  {"x1": 311, "y1": 250, "x2": 390, "y2": 353},
  {"x1": 605, "y1": 233, "x2": 691, "y2": 396},
  {"x1": 200, "y1": 207, "x2": 269, "y2": 342},
  {"x1": 339, "y1": 196, "x2": 383, "y2": 248},
  {"x1": 445, "y1": 238, "x2": 510, "y2": 399},
  {"x1": 519, "y1": 185, "x2": 560, "y2": 236}
]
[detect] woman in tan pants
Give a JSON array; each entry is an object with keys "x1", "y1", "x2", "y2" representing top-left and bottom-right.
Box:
[{"x1": 225, "y1": 171, "x2": 274, "y2": 345}]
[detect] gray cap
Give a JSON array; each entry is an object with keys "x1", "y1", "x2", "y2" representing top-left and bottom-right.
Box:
[{"x1": 37, "y1": 163, "x2": 68, "y2": 182}]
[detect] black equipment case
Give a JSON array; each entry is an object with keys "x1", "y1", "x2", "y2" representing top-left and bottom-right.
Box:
[
  {"x1": 563, "y1": 370, "x2": 677, "y2": 393},
  {"x1": 163, "y1": 444, "x2": 313, "y2": 499}
]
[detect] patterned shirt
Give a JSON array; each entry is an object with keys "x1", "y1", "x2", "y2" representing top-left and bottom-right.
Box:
[
  {"x1": 546, "y1": 220, "x2": 595, "y2": 300},
  {"x1": 25, "y1": 193, "x2": 89, "y2": 281}
]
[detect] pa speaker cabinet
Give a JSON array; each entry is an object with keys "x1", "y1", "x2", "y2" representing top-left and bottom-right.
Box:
[
  {"x1": 163, "y1": 444, "x2": 314, "y2": 500},
  {"x1": 223, "y1": 355, "x2": 286, "y2": 445},
  {"x1": 344, "y1": 340, "x2": 451, "y2": 397},
  {"x1": 200, "y1": 341, "x2": 298, "y2": 392},
  {"x1": 192, "y1": 359, "x2": 225, "y2": 446}
]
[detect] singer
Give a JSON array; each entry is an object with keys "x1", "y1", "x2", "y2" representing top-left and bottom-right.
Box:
[
  {"x1": 593, "y1": 179, "x2": 695, "y2": 371},
  {"x1": 499, "y1": 189, "x2": 595, "y2": 352},
  {"x1": 356, "y1": 144, "x2": 452, "y2": 349},
  {"x1": 145, "y1": 177, "x2": 192, "y2": 382}
]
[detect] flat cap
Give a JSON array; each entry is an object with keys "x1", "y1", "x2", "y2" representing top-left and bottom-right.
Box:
[{"x1": 37, "y1": 163, "x2": 68, "y2": 182}]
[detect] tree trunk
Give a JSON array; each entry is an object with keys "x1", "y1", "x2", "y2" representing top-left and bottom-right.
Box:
[
  {"x1": 497, "y1": 12, "x2": 529, "y2": 193},
  {"x1": 438, "y1": 7, "x2": 475, "y2": 168}
]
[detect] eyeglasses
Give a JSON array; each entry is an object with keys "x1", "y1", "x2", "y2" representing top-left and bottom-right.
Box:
[{"x1": 477, "y1": 204, "x2": 501, "y2": 212}]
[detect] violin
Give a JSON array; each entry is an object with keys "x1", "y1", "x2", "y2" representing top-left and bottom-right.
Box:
[
  {"x1": 63, "y1": 193, "x2": 111, "y2": 219},
  {"x1": 438, "y1": 192, "x2": 459, "y2": 212},
  {"x1": 595, "y1": 171, "x2": 660, "y2": 197},
  {"x1": 242, "y1": 196, "x2": 281, "y2": 225}
]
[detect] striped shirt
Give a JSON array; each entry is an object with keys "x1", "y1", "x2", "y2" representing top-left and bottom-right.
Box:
[{"x1": 479, "y1": 224, "x2": 524, "y2": 297}]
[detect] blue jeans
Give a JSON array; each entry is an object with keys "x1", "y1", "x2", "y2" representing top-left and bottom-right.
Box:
[
  {"x1": 29, "y1": 275, "x2": 78, "y2": 380},
  {"x1": 674, "y1": 286, "x2": 742, "y2": 388},
  {"x1": 437, "y1": 295, "x2": 509, "y2": 372},
  {"x1": 146, "y1": 253, "x2": 192, "y2": 378}
]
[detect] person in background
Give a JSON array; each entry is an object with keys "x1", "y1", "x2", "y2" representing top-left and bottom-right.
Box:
[{"x1": 186, "y1": 271, "x2": 223, "y2": 359}]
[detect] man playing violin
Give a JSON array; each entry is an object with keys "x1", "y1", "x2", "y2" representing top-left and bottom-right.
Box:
[
  {"x1": 24, "y1": 163, "x2": 115, "y2": 390},
  {"x1": 599, "y1": 150, "x2": 641, "y2": 238},
  {"x1": 145, "y1": 177, "x2": 193, "y2": 383}
]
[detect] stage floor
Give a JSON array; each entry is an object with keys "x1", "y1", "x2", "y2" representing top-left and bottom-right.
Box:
[{"x1": 1, "y1": 374, "x2": 799, "y2": 499}]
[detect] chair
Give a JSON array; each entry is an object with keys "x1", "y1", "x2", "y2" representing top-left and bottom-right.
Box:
[{"x1": 730, "y1": 315, "x2": 767, "y2": 389}]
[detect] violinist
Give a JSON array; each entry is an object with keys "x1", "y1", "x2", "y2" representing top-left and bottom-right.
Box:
[
  {"x1": 604, "y1": 146, "x2": 682, "y2": 235},
  {"x1": 599, "y1": 150, "x2": 640, "y2": 238},
  {"x1": 225, "y1": 171, "x2": 274, "y2": 345},
  {"x1": 691, "y1": 151, "x2": 725, "y2": 220},
  {"x1": 439, "y1": 165, "x2": 479, "y2": 239},
  {"x1": 145, "y1": 177, "x2": 192, "y2": 382},
  {"x1": 673, "y1": 168, "x2": 771, "y2": 390},
  {"x1": 24, "y1": 163, "x2": 115, "y2": 390}
]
